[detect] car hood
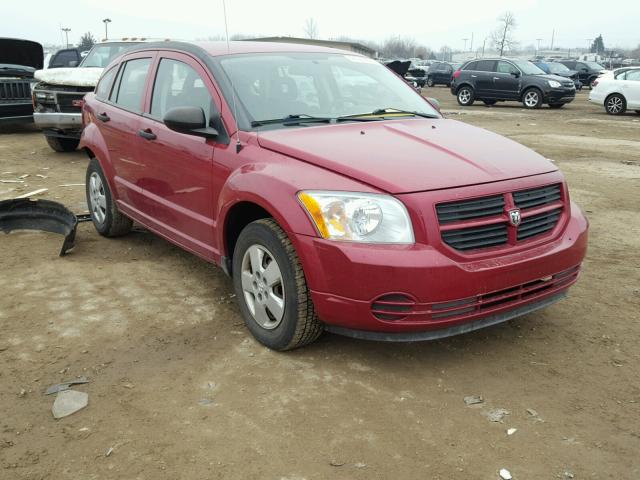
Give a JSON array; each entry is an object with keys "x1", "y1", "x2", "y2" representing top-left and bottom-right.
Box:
[
  {"x1": 34, "y1": 67, "x2": 103, "y2": 87},
  {"x1": 257, "y1": 119, "x2": 557, "y2": 194},
  {"x1": 537, "y1": 73, "x2": 572, "y2": 83},
  {"x1": 0, "y1": 38, "x2": 43, "y2": 70}
]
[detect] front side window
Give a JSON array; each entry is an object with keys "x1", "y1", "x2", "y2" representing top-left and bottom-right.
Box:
[
  {"x1": 496, "y1": 61, "x2": 518, "y2": 74},
  {"x1": 150, "y1": 58, "x2": 213, "y2": 121},
  {"x1": 112, "y1": 58, "x2": 152, "y2": 112},
  {"x1": 216, "y1": 52, "x2": 438, "y2": 126}
]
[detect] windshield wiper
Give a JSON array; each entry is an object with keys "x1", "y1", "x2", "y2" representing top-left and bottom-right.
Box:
[
  {"x1": 251, "y1": 114, "x2": 332, "y2": 127},
  {"x1": 338, "y1": 108, "x2": 439, "y2": 121}
]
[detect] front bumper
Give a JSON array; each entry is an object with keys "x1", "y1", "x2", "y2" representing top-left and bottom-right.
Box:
[
  {"x1": 33, "y1": 112, "x2": 82, "y2": 133},
  {"x1": 294, "y1": 199, "x2": 588, "y2": 337},
  {"x1": 544, "y1": 88, "x2": 576, "y2": 104}
]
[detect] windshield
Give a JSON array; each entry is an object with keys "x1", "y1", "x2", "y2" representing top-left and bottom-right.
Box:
[
  {"x1": 547, "y1": 63, "x2": 570, "y2": 74},
  {"x1": 511, "y1": 60, "x2": 546, "y2": 75},
  {"x1": 216, "y1": 52, "x2": 439, "y2": 127},
  {"x1": 584, "y1": 61, "x2": 604, "y2": 70},
  {"x1": 80, "y1": 42, "x2": 140, "y2": 68}
]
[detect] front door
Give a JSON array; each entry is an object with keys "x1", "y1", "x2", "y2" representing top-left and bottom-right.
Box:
[
  {"x1": 493, "y1": 61, "x2": 521, "y2": 99},
  {"x1": 134, "y1": 52, "x2": 229, "y2": 260}
]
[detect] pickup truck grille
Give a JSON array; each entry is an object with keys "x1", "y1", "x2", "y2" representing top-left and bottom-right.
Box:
[
  {"x1": 57, "y1": 93, "x2": 84, "y2": 113},
  {"x1": 0, "y1": 80, "x2": 31, "y2": 101},
  {"x1": 437, "y1": 183, "x2": 564, "y2": 252}
]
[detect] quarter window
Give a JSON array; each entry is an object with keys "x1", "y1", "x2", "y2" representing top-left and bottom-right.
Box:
[
  {"x1": 112, "y1": 58, "x2": 152, "y2": 112},
  {"x1": 150, "y1": 59, "x2": 213, "y2": 121},
  {"x1": 95, "y1": 66, "x2": 118, "y2": 99}
]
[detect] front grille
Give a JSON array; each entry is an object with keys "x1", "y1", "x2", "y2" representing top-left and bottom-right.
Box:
[
  {"x1": 517, "y1": 208, "x2": 562, "y2": 240},
  {"x1": 442, "y1": 223, "x2": 508, "y2": 251},
  {"x1": 513, "y1": 184, "x2": 561, "y2": 209},
  {"x1": 436, "y1": 183, "x2": 564, "y2": 252},
  {"x1": 436, "y1": 195, "x2": 505, "y2": 224},
  {"x1": 57, "y1": 93, "x2": 84, "y2": 113},
  {"x1": 0, "y1": 81, "x2": 31, "y2": 101}
]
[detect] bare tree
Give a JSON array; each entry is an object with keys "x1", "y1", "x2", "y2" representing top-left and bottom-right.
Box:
[
  {"x1": 491, "y1": 11, "x2": 517, "y2": 56},
  {"x1": 303, "y1": 18, "x2": 319, "y2": 39},
  {"x1": 380, "y1": 36, "x2": 418, "y2": 59}
]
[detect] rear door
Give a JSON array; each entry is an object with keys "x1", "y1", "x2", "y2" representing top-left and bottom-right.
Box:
[
  {"x1": 493, "y1": 60, "x2": 521, "y2": 99},
  {"x1": 134, "y1": 51, "x2": 228, "y2": 260},
  {"x1": 473, "y1": 60, "x2": 497, "y2": 97}
]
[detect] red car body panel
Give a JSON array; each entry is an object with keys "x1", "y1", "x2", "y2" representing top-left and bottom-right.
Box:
[
  {"x1": 79, "y1": 41, "x2": 588, "y2": 339},
  {"x1": 257, "y1": 119, "x2": 557, "y2": 194}
]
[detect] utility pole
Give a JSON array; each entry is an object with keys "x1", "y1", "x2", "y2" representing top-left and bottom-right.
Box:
[
  {"x1": 470, "y1": 33, "x2": 474, "y2": 53},
  {"x1": 536, "y1": 38, "x2": 543, "y2": 56},
  {"x1": 61, "y1": 27, "x2": 71, "y2": 48},
  {"x1": 462, "y1": 38, "x2": 468, "y2": 52},
  {"x1": 550, "y1": 29, "x2": 555, "y2": 50},
  {"x1": 586, "y1": 38, "x2": 593, "y2": 54},
  {"x1": 103, "y1": 18, "x2": 111, "y2": 39},
  {"x1": 482, "y1": 37, "x2": 487, "y2": 58}
]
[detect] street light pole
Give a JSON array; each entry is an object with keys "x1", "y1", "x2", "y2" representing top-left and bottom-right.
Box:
[
  {"x1": 61, "y1": 27, "x2": 71, "y2": 48},
  {"x1": 462, "y1": 38, "x2": 469, "y2": 52},
  {"x1": 536, "y1": 38, "x2": 543, "y2": 57},
  {"x1": 103, "y1": 18, "x2": 111, "y2": 39}
]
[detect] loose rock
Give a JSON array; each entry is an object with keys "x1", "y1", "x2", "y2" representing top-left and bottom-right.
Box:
[
  {"x1": 464, "y1": 395, "x2": 484, "y2": 406},
  {"x1": 486, "y1": 408, "x2": 510, "y2": 422},
  {"x1": 499, "y1": 468, "x2": 513, "y2": 479}
]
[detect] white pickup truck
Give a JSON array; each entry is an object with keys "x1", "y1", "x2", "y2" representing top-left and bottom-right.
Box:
[{"x1": 32, "y1": 39, "x2": 148, "y2": 151}]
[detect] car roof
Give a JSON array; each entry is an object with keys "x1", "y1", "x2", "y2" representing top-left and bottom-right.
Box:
[{"x1": 126, "y1": 40, "x2": 360, "y2": 57}]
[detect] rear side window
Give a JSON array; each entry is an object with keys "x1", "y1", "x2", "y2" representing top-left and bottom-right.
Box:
[
  {"x1": 111, "y1": 58, "x2": 152, "y2": 112},
  {"x1": 95, "y1": 66, "x2": 118, "y2": 100},
  {"x1": 475, "y1": 60, "x2": 496, "y2": 72},
  {"x1": 150, "y1": 58, "x2": 214, "y2": 121}
]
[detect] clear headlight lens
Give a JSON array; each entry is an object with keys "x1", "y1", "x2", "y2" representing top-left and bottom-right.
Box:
[
  {"x1": 298, "y1": 191, "x2": 414, "y2": 244},
  {"x1": 548, "y1": 80, "x2": 562, "y2": 88}
]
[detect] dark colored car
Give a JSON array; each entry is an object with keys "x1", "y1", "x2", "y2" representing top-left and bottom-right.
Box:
[
  {"x1": 534, "y1": 62, "x2": 582, "y2": 90},
  {"x1": 426, "y1": 62, "x2": 455, "y2": 87},
  {"x1": 48, "y1": 48, "x2": 82, "y2": 68},
  {"x1": 0, "y1": 38, "x2": 43, "y2": 124},
  {"x1": 80, "y1": 41, "x2": 587, "y2": 350},
  {"x1": 558, "y1": 60, "x2": 606, "y2": 89},
  {"x1": 451, "y1": 58, "x2": 576, "y2": 109},
  {"x1": 407, "y1": 67, "x2": 427, "y2": 87}
]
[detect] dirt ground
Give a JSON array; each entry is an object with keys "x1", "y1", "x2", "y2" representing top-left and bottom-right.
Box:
[{"x1": 1, "y1": 89, "x2": 639, "y2": 480}]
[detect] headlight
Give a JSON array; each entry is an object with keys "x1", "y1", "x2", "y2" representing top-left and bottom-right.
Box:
[
  {"x1": 548, "y1": 80, "x2": 562, "y2": 88},
  {"x1": 298, "y1": 191, "x2": 414, "y2": 244}
]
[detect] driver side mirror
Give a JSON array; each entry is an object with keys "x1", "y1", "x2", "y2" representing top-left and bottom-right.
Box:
[
  {"x1": 510, "y1": 71, "x2": 520, "y2": 78},
  {"x1": 163, "y1": 106, "x2": 218, "y2": 138}
]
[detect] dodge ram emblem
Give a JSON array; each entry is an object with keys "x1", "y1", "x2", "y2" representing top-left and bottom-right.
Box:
[{"x1": 509, "y1": 209, "x2": 522, "y2": 226}]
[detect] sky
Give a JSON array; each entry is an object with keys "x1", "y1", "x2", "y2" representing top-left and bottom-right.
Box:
[{"x1": 3, "y1": 0, "x2": 639, "y2": 51}]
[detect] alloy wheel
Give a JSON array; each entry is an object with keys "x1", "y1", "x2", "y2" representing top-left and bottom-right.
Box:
[
  {"x1": 88, "y1": 172, "x2": 107, "y2": 225},
  {"x1": 459, "y1": 89, "x2": 471, "y2": 104},
  {"x1": 524, "y1": 91, "x2": 539, "y2": 108},
  {"x1": 606, "y1": 96, "x2": 624, "y2": 114},
  {"x1": 241, "y1": 244, "x2": 286, "y2": 330}
]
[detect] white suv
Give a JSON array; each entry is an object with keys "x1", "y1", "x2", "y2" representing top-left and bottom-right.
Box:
[{"x1": 589, "y1": 67, "x2": 640, "y2": 115}]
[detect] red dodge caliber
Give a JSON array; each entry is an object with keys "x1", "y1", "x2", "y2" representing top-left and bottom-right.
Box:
[{"x1": 80, "y1": 41, "x2": 588, "y2": 350}]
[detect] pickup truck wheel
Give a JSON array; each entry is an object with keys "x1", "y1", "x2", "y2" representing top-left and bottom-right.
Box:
[
  {"x1": 605, "y1": 94, "x2": 626, "y2": 115},
  {"x1": 232, "y1": 219, "x2": 323, "y2": 351},
  {"x1": 522, "y1": 88, "x2": 543, "y2": 109},
  {"x1": 457, "y1": 86, "x2": 475, "y2": 106},
  {"x1": 85, "y1": 157, "x2": 133, "y2": 237},
  {"x1": 426, "y1": 77, "x2": 435, "y2": 87},
  {"x1": 46, "y1": 136, "x2": 79, "y2": 152}
]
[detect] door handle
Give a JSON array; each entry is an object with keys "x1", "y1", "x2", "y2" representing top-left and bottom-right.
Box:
[
  {"x1": 471, "y1": 75, "x2": 477, "y2": 78},
  {"x1": 493, "y1": 77, "x2": 500, "y2": 80},
  {"x1": 96, "y1": 112, "x2": 110, "y2": 122},
  {"x1": 138, "y1": 128, "x2": 157, "y2": 141}
]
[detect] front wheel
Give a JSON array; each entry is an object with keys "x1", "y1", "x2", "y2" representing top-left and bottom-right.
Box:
[
  {"x1": 457, "y1": 86, "x2": 475, "y2": 106},
  {"x1": 522, "y1": 88, "x2": 543, "y2": 109},
  {"x1": 426, "y1": 77, "x2": 435, "y2": 87},
  {"x1": 232, "y1": 219, "x2": 323, "y2": 351},
  {"x1": 605, "y1": 94, "x2": 626, "y2": 115},
  {"x1": 46, "y1": 136, "x2": 79, "y2": 152}
]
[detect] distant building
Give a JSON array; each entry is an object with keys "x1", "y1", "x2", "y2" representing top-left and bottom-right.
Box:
[{"x1": 246, "y1": 36, "x2": 376, "y2": 58}]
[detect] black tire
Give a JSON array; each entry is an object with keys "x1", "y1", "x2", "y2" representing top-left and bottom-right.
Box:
[
  {"x1": 483, "y1": 99, "x2": 497, "y2": 106},
  {"x1": 46, "y1": 136, "x2": 79, "y2": 152},
  {"x1": 426, "y1": 77, "x2": 435, "y2": 87},
  {"x1": 605, "y1": 94, "x2": 627, "y2": 115},
  {"x1": 85, "y1": 157, "x2": 133, "y2": 237},
  {"x1": 457, "y1": 86, "x2": 475, "y2": 106},
  {"x1": 549, "y1": 103, "x2": 565, "y2": 109},
  {"x1": 232, "y1": 219, "x2": 323, "y2": 351},
  {"x1": 522, "y1": 88, "x2": 543, "y2": 109},
  {"x1": 588, "y1": 76, "x2": 598, "y2": 89},
  {"x1": 634, "y1": 110, "x2": 640, "y2": 115}
]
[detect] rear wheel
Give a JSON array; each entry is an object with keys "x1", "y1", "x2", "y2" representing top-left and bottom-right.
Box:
[
  {"x1": 86, "y1": 157, "x2": 133, "y2": 237},
  {"x1": 426, "y1": 77, "x2": 435, "y2": 87},
  {"x1": 46, "y1": 136, "x2": 79, "y2": 152},
  {"x1": 457, "y1": 86, "x2": 475, "y2": 106},
  {"x1": 549, "y1": 103, "x2": 565, "y2": 109},
  {"x1": 522, "y1": 88, "x2": 543, "y2": 109},
  {"x1": 605, "y1": 94, "x2": 626, "y2": 115},
  {"x1": 232, "y1": 219, "x2": 323, "y2": 351}
]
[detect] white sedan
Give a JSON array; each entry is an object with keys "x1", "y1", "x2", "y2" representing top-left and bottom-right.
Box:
[{"x1": 589, "y1": 67, "x2": 640, "y2": 115}]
